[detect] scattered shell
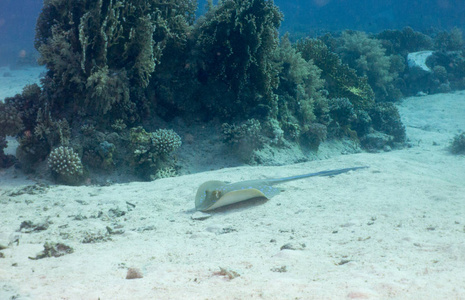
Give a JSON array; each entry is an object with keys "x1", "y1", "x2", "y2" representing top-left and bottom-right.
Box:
[
  {"x1": 280, "y1": 242, "x2": 306, "y2": 251},
  {"x1": 191, "y1": 211, "x2": 211, "y2": 220}
]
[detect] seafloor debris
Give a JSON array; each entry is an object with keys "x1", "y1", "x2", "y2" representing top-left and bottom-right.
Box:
[
  {"x1": 126, "y1": 267, "x2": 144, "y2": 280},
  {"x1": 28, "y1": 242, "x2": 74, "y2": 260},
  {"x1": 214, "y1": 267, "x2": 241, "y2": 280}
]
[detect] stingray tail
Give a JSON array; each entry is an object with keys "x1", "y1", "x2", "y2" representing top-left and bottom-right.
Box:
[{"x1": 269, "y1": 166, "x2": 369, "y2": 183}]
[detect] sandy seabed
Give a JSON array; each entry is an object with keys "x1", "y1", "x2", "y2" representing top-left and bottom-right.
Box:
[{"x1": 1, "y1": 68, "x2": 465, "y2": 299}]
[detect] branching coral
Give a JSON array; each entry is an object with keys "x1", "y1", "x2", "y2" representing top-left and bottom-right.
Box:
[
  {"x1": 129, "y1": 127, "x2": 181, "y2": 179},
  {"x1": 34, "y1": 105, "x2": 70, "y2": 147},
  {"x1": 151, "y1": 129, "x2": 182, "y2": 156},
  {"x1": 48, "y1": 146, "x2": 84, "y2": 185}
]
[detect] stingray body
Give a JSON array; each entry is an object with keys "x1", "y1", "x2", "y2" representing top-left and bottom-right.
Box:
[{"x1": 195, "y1": 166, "x2": 368, "y2": 211}]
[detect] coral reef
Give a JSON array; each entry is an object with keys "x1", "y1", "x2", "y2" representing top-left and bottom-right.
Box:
[
  {"x1": 0, "y1": 137, "x2": 16, "y2": 168},
  {"x1": 0, "y1": 101, "x2": 24, "y2": 137},
  {"x1": 369, "y1": 102, "x2": 406, "y2": 143},
  {"x1": 376, "y1": 27, "x2": 433, "y2": 56},
  {"x1": 152, "y1": 167, "x2": 177, "y2": 180},
  {"x1": 221, "y1": 119, "x2": 263, "y2": 162},
  {"x1": 327, "y1": 97, "x2": 357, "y2": 138},
  {"x1": 192, "y1": 0, "x2": 282, "y2": 118},
  {"x1": 129, "y1": 127, "x2": 181, "y2": 179},
  {"x1": 35, "y1": 0, "x2": 196, "y2": 121},
  {"x1": 333, "y1": 31, "x2": 402, "y2": 102},
  {"x1": 96, "y1": 141, "x2": 116, "y2": 170},
  {"x1": 273, "y1": 33, "x2": 327, "y2": 140},
  {"x1": 434, "y1": 28, "x2": 464, "y2": 52},
  {"x1": 15, "y1": 103, "x2": 71, "y2": 173},
  {"x1": 48, "y1": 146, "x2": 85, "y2": 185},
  {"x1": 301, "y1": 123, "x2": 327, "y2": 150},
  {"x1": 151, "y1": 129, "x2": 183, "y2": 156},
  {"x1": 0, "y1": 101, "x2": 24, "y2": 168},
  {"x1": 5, "y1": 0, "x2": 439, "y2": 183},
  {"x1": 296, "y1": 38, "x2": 375, "y2": 111},
  {"x1": 376, "y1": 27, "x2": 465, "y2": 95}
]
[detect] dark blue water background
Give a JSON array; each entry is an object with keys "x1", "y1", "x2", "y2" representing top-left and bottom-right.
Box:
[{"x1": 1, "y1": 0, "x2": 464, "y2": 66}]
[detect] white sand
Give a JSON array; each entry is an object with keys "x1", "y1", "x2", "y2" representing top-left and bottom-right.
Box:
[{"x1": 1, "y1": 75, "x2": 465, "y2": 298}]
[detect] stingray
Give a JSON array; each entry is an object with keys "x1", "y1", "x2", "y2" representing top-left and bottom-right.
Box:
[{"x1": 195, "y1": 166, "x2": 368, "y2": 211}]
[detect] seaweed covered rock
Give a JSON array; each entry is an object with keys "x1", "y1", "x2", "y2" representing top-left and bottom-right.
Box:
[
  {"x1": 96, "y1": 141, "x2": 116, "y2": 170},
  {"x1": 48, "y1": 146, "x2": 85, "y2": 185},
  {"x1": 327, "y1": 97, "x2": 357, "y2": 138},
  {"x1": 328, "y1": 98, "x2": 356, "y2": 127},
  {"x1": 361, "y1": 132, "x2": 395, "y2": 152},
  {"x1": 16, "y1": 105, "x2": 71, "y2": 172},
  {"x1": 0, "y1": 101, "x2": 24, "y2": 137},
  {"x1": 0, "y1": 137, "x2": 16, "y2": 168},
  {"x1": 3, "y1": 84, "x2": 41, "y2": 133},
  {"x1": 428, "y1": 50, "x2": 465, "y2": 91},
  {"x1": 450, "y1": 132, "x2": 465, "y2": 154},
  {"x1": 300, "y1": 123, "x2": 327, "y2": 150},
  {"x1": 369, "y1": 102, "x2": 406, "y2": 143},
  {"x1": 0, "y1": 101, "x2": 24, "y2": 166},
  {"x1": 221, "y1": 119, "x2": 264, "y2": 162}
]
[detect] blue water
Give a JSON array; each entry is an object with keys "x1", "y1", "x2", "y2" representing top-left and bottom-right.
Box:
[
  {"x1": 1, "y1": 0, "x2": 464, "y2": 66},
  {"x1": 0, "y1": 0, "x2": 43, "y2": 66}
]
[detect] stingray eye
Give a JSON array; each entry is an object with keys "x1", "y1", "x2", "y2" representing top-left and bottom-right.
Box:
[
  {"x1": 213, "y1": 190, "x2": 222, "y2": 199},
  {"x1": 205, "y1": 190, "x2": 222, "y2": 201}
]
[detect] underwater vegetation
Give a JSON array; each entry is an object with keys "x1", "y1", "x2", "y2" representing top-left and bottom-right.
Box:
[
  {"x1": 0, "y1": 0, "x2": 464, "y2": 183},
  {"x1": 376, "y1": 26, "x2": 465, "y2": 94},
  {"x1": 450, "y1": 132, "x2": 465, "y2": 154},
  {"x1": 331, "y1": 31, "x2": 403, "y2": 102}
]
